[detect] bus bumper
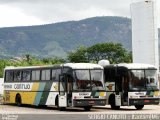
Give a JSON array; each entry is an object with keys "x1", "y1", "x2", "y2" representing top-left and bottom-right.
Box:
[
  {"x1": 73, "y1": 99, "x2": 106, "y2": 107},
  {"x1": 129, "y1": 98, "x2": 159, "y2": 105}
]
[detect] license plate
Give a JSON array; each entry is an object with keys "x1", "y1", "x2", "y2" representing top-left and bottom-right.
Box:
[{"x1": 144, "y1": 100, "x2": 150, "y2": 102}]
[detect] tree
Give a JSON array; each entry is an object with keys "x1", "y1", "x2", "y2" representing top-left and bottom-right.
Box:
[
  {"x1": 0, "y1": 60, "x2": 6, "y2": 77},
  {"x1": 42, "y1": 57, "x2": 65, "y2": 64},
  {"x1": 87, "y1": 43, "x2": 131, "y2": 63},
  {"x1": 67, "y1": 46, "x2": 88, "y2": 63},
  {"x1": 68, "y1": 42, "x2": 132, "y2": 64}
]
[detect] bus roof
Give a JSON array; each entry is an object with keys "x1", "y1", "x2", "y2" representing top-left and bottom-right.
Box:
[
  {"x1": 4, "y1": 63, "x2": 103, "y2": 70},
  {"x1": 104, "y1": 63, "x2": 157, "y2": 70},
  {"x1": 63, "y1": 63, "x2": 103, "y2": 69}
]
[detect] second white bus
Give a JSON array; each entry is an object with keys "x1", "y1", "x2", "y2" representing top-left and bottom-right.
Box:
[{"x1": 103, "y1": 63, "x2": 159, "y2": 110}]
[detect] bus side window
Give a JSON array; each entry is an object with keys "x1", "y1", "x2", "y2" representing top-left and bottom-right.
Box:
[
  {"x1": 51, "y1": 69, "x2": 56, "y2": 81},
  {"x1": 122, "y1": 76, "x2": 129, "y2": 91},
  {"x1": 51, "y1": 69, "x2": 61, "y2": 81},
  {"x1": 22, "y1": 70, "x2": 31, "y2": 81},
  {"x1": 67, "y1": 76, "x2": 73, "y2": 92},
  {"x1": 105, "y1": 68, "x2": 116, "y2": 82},
  {"x1": 32, "y1": 70, "x2": 40, "y2": 81},
  {"x1": 56, "y1": 69, "x2": 61, "y2": 81},
  {"x1": 41, "y1": 69, "x2": 50, "y2": 81},
  {"x1": 5, "y1": 71, "x2": 14, "y2": 82},
  {"x1": 14, "y1": 71, "x2": 22, "y2": 81}
]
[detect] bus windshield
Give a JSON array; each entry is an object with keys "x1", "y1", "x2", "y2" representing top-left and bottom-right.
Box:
[
  {"x1": 145, "y1": 70, "x2": 158, "y2": 90},
  {"x1": 74, "y1": 69, "x2": 104, "y2": 91},
  {"x1": 130, "y1": 69, "x2": 158, "y2": 91}
]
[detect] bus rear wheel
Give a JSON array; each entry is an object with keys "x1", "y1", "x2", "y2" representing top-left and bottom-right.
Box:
[
  {"x1": 59, "y1": 107, "x2": 66, "y2": 111},
  {"x1": 15, "y1": 94, "x2": 22, "y2": 107},
  {"x1": 84, "y1": 106, "x2": 92, "y2": 111},
  {"x1": 135, "y1": 105, "x2": 144, "y2": 110}
]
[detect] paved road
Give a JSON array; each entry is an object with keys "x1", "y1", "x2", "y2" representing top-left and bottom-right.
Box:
[{"x1": 0, "y1": 104, "x2": 160, "y2": 120}]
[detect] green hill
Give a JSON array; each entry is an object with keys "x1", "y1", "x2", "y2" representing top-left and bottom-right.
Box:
[{"x1": 0, "y1": 16, "x2": 159, "y2": 58}]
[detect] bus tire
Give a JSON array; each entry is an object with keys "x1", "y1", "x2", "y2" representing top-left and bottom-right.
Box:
[
  {"x1": 15, "y1": 94, "x2": 22, "y2": 107},
  {"x1": 55, "y1": 96, "x2": 58, "y2": 107},
  {"x1": 135, "y1": 105, "x2": 144, "y2": 110},
  {"x1": 59, "y1": 107, "x2": 66, "y2": 111},
  {"x1": 84, "y1": 106, "x2": 92, "y2": 111},
  {"x1": 39, "y1": 105, "x2": 47, "y2": 108},
  {"x1": 109, "y1": 95, "x2": 120, "y2": 110}
]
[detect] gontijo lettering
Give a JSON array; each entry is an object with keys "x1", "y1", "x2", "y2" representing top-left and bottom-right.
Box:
[{"x1": 14, "y1": 84, "x2": 30, "y2": 89}]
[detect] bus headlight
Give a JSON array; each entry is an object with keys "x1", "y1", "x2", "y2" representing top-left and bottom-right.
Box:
[{"x1": 130, "y1": 96, "x2": 139, "y2": 98}]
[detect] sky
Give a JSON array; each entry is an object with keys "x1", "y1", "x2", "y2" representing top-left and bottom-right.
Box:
[{"x1": 0, "y1": 0, "x2": 160, "y2": 28}]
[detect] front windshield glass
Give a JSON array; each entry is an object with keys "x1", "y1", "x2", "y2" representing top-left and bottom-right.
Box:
[
  {"x1": 90, "y1": 70, "x2": 104, "y2": 90},
  {"x1": 74, "y1": 69, "x2": 104, "y2": 91},
  {"x1": 130, "y1": 69, "x2": 158, "y2": 91},
  {"x1": 130, "y1": 70, "x2": 145, "y2": 90},
  {"x1": 145, "y1": 70, "x2": 158, "y2": 90}
]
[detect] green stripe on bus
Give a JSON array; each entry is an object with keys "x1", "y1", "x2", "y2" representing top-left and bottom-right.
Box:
[
  {"x1": 39, "y1": 82, "x2": 53, "y2": 105},
  {"x1": 33, "y1": 82, "x2": 46, "y2": 106},
  {"x1": 95, "y1": 92, "x2": 99, "y2": 97},
  {"x1": 91, "y1": 91, "x2": 96, "y2": 97}
]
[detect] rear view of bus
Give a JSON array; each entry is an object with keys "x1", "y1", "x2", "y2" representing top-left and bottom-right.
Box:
[{"x1": 103, "y1": 63, "x2": 159, "y2": 110}]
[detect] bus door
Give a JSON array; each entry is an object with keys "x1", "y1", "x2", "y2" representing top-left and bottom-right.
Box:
[
  {"x1": 121, "y1": 75, "x2": 129, "y2": 105},
  {"x1": 66, "y1": 75, "x2": 73, "y2": 106},
  {"x1": 115, "y1": 75, "x2": 122, "y2": 106},
  {"x1": 58, "y1": 75, "x2": 67, "y2": 107}
]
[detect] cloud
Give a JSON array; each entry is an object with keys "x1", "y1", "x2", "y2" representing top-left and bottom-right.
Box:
[
  {"x1": 0, "y1": 5, "x2": 44, "y2": 27},
  {"x1": 0, "y1": 0, "x2": 159, "y2": 27},
  {"x1": 0, "y1": 0, "x2": 131, "y2": 22}
]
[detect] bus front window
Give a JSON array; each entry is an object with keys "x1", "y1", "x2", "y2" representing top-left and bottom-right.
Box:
[
  {"x1": 145, "y1": 70, "x2": 158, "y2": 90},
  {"x1": 130, "y1": 70, "x2": 145, "y2": 90},
  {"x1": 74, "y1": 70, "x2": 90, "y2": 90},
  {"x1": 74, "y1": 70, "x2": 104, "y2": 91},
  {"x1": 90, "y1": 70, "x2": 104, "y2": 90},
  {"x1": 130, "y1": 69, "x2": 158, "y2": 91}
]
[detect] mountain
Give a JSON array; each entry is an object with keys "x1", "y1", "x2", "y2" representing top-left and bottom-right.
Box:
[{"x1": 0, "y1": 16, "x2": 159, "y2": 58}]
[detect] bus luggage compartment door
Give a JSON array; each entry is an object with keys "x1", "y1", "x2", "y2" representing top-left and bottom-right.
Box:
[{"x1": 58, "y1": 94, "x2": 67, "y2": 107}]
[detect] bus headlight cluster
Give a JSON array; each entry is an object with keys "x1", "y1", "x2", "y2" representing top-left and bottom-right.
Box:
[
  {"x1": 130, "y1": 96, "x2": 139, "y2": 98},
  {"x1": 100, "y1": 101, "x2": 105, "y2": 104},
  {"x1": 77, "y1": 101, "x2": 82, "y2": 104}
]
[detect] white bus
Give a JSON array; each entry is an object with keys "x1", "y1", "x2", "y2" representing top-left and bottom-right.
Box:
[
  {"x1": 3, "y1": 63, "x2": 106, "y2": 111},
  {"x1": 103, "y1": 63, "x2": 159, "y2": 110},
  {"x1": 0, "y1": 78, "x2": 4, "y2": 102},
  {"x1": 0, "y1": 78, "x2": 4, "y2": 95}
]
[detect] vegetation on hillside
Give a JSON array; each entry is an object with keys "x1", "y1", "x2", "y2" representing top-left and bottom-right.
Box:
[
  {"x1": 0, "y1": 16, "x2": 132, "y2": 58},
  {"x1": 0, "y1": 56, "x2": 65, "y2": 78},
  {"x1": 0, "y1": 42, "x2": 132, "y2": 78}
]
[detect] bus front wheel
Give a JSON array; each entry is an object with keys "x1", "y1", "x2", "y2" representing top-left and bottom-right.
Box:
[
  {"x1": 15, "y1": 94, "x2": 22, "y2": 107},
  {"x1": 111, "y1": 104, "x2": 120, "y2": 110},
  {"x1": 109, "y1": 95, "x2": 120, "y2": 110},
  {"x1": 135, "y1": 105, "x2": 144, "y2": 110}
]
